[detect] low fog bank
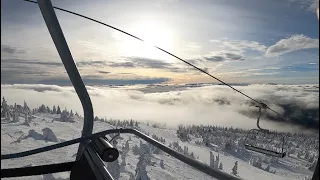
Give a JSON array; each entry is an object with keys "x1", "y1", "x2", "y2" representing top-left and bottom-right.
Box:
[{"x1": 1, "y1": 83, "x2": 318, "y2": 133}]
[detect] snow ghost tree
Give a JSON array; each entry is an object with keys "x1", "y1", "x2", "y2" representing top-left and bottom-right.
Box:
[
  {"x1": 160, "y1": 159, "x2": 165, "y2": 169},
  {"x1": 231, "y1": 161, "x2": 238, "y2": 176},
  {"x1": 308, "y1": 160, "x2": 317, "y2": 171},
  {"x1": 121, "y1": 152, "x2": 127, "y2": 166},
  {"x1": 23, "y1": 101, "x2": 30, "y2": 114},
  {"x1": 70, "y1": 110, "x2": 74, "y2": 117},
  {"x1": 214, "y1": 154, "x2": 220, "y2": 169},
  {"x1": 124, "y1": 140, "x2": 130, "y2": 151},
  {"x1": 107, "y1": 158, "x2": 120, "y2": 180},
  {"x1": 135, "y1": 153, "x2": 150, "y2": 180},
  {"x1": 23, "y1": 114, "x2": 30, "y2": 126},
  {"x1": 1, "y1": 97, "x2": 10, "y2": 120},
  {"x1": 219, "y1": 162, "x2": 223, "y2": 170},
  {"x1": 210, "y1": 151, "x2": 215, "y2": 168},
  {"x1": 12, "y1": 110, "x2": 19, "y2": 123},
  {"x1": 265, "y1": 164, "x2": 271, "y2": 172},
  {"x1": 56, "y1": 106, "x2": 61, "y2": 114},
  {"x1": 52, "y1": 105, "x2": 57, "y2": 114},
  {"x1": 133, "y1": 145, "x2": 140, "y2": 155}
]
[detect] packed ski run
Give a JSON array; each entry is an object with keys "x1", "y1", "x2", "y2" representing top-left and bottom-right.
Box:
[{"x1": 1, "y1": 97, "x2": 318, "y2": 180}]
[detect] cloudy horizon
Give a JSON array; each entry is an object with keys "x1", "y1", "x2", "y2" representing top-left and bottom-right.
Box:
[{"x1": 1, "y1": 83, "x2": 319, "y2": 134}]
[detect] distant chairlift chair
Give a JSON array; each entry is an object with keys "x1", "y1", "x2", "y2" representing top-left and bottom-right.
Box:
[{"x1": 244, "y1": 103, "x2": 286, "y2": 158}]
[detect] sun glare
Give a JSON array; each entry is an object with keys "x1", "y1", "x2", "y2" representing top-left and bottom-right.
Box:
[{"x1": 114, "y1": 20, "x2": 175, "y2": 60}]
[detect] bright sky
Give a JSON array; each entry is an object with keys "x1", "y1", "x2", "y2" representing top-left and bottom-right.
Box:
[{"x1": 1, "y1": 0, "x2": 319, "y2": 85}]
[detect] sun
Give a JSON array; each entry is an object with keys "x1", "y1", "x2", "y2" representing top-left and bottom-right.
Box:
[{"x1": 114, "y1": 20, "x2": 175, "y2": 60}]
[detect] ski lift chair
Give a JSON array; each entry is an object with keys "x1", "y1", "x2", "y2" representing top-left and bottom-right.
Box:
[{"x1": 244, "y1": 103, "x2": 286, "y2": 158}]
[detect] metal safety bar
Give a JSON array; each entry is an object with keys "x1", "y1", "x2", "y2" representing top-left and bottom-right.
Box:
[
  {"x1": 37, "y1": 0, "x2": 94, "y2": 161},
  {"x1": 1, "y1": 128, "x2": 242, "y2": 180}
]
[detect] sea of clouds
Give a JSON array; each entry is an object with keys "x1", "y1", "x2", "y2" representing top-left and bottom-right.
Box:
[{"x1": 1, "y1": 83, "x2": 318, "y2": 133}]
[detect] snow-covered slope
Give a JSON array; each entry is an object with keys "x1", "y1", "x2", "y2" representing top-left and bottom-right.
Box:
[{"x1": 1, "y1": 110, "x2": 317, "y2": 180}]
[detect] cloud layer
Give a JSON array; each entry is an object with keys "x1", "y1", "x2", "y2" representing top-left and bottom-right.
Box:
[
  {"x1": 1, "y1": 84, "x2": 318, "y2": 133},
  {"x1": 265, "y1": 35, "x2": 319, "y2": 57}
]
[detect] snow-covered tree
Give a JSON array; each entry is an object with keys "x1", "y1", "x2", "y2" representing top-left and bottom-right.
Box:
[
  {"x1": 38, "y1": 104, "x2": 46, "y2": 113},
  {"x1": 23, "y1": 101, "x2": 30, "y2": 114},
  {"x1": 70, "y1": 110, "x2": 74, "y2": 117},
  {"x1": 308, "y1": 155, "x2": 315, "y2": 163},
  {"x1": 52, "y1": 105, "x2": 57, "y2": 114},
  {"x1": 135, "y1": 153, "x2": 150, "y2": 180},
  {"x1": 56, "y1": 106, "x2": 61, "y2": 114},
  {"x1": 23, "y1": 114, "x2": 30, "y2": 126},
  {"x1": 160, "y1": 159, "x2": 165, "y2": 169},
  {"x1": 308, "y1": 160, "x2": 317, "y2": 171},
  {"x1": 60, "y1": 110, "x2": 69, "y2": 122},
  {"x1": 2, "y1": 97, "x2": 7, "y2": 108},
  {"x1": 133, "y1": 145, "x2": 140, "y2": 155},
  {"x1": 46, "y1": 106, "x2": 50, "y2": 114},
  {"x1": 265, "y1": 164, "x2": 271, "y2": 172},
  {"x1": 219, "y1": 162, "x2": 223, "y2": 170},
  {"x1": 124, "y1": 140, "x2": 130, "y2": 151},
  {"x1": 12, "y1": 110, "x2": 19, "y2": 123},
  {"x1": 121, "y1": 153, "x2": 127, "y2": 166},
  {"x1": 190, "y1": 152, "x2": 195, "y2": 159},
  {"x1": 231, "y1": 161, "x2": 238, "y2": 176},
  {"x1": 214, "y1": 154, "x2": 220, "y2": 169},
  {"x1": 210, "y1": 151, "x2": 215, "y2": 168},
  {"x1": 305, "y1": 151, "x2": 310, "y2": 160}
]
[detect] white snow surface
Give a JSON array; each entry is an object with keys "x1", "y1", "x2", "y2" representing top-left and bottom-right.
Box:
[{"x1": 1, "y1": 113, "x2": 316, "y2": 180}]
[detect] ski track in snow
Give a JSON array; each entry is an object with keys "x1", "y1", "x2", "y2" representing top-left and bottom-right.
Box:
[{"x1": 1, "y1": 113, "x2": 316, "y2": 180}]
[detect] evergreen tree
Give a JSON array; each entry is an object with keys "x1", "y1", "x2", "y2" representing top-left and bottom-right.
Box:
[
  {"x1": 2, "y1": 97, "x2": 7, "y2": 109},
  {"x1": 231, "y1": 161, "x2": 238, "y2": 176},
  {"x1": 23, "y1": 114, "x2": 30, "y2": 126},
  {"x1": 1, "y1": 97, "x2": 9, "y2": 119},
  {"x1": 209, "y1": 151, "x2": 215, "y2": 168},
  {"x1": 57, "y1": 106, "x2": 61, "y2": 114},
  {"x1": 308, "y1": 160, "x2": 317, "y2": 171},
  {"x1": 121, "y1": 153, "x2": 127, "y2": 166},
  {"x1": 219, "y1": 162, "x2": 223, "y2": 170},
  {"x1": 305, "y1": 151, "x2": 310, "y2": 160},
  {"x1": 52, "y1": 105, "x2": 57, "y2": 114},
  {"x1": 124, "y1": 140, "x2": 130, "y2": 151},
  {"x1": 160, "y1": 159, "x2": 165, "y2": 169},
  {"x1": 214, "y1": 154, "x2": 220, "y2": 169},
  {"x1": 70, "y1": 110, "x2": 74, "y2": 117},
  {"x1": 135, "y1": 153, "x2": 150, "y2": 180},
  {"x1": 12, "y1": 111, "x2": 19, "y2": 123},
  {"x1": 265, "y1": 164, "x2": 271, "y2": 172},
  {"x1": 46, "y1": 106, "x2": 50, "y2": 113}
]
